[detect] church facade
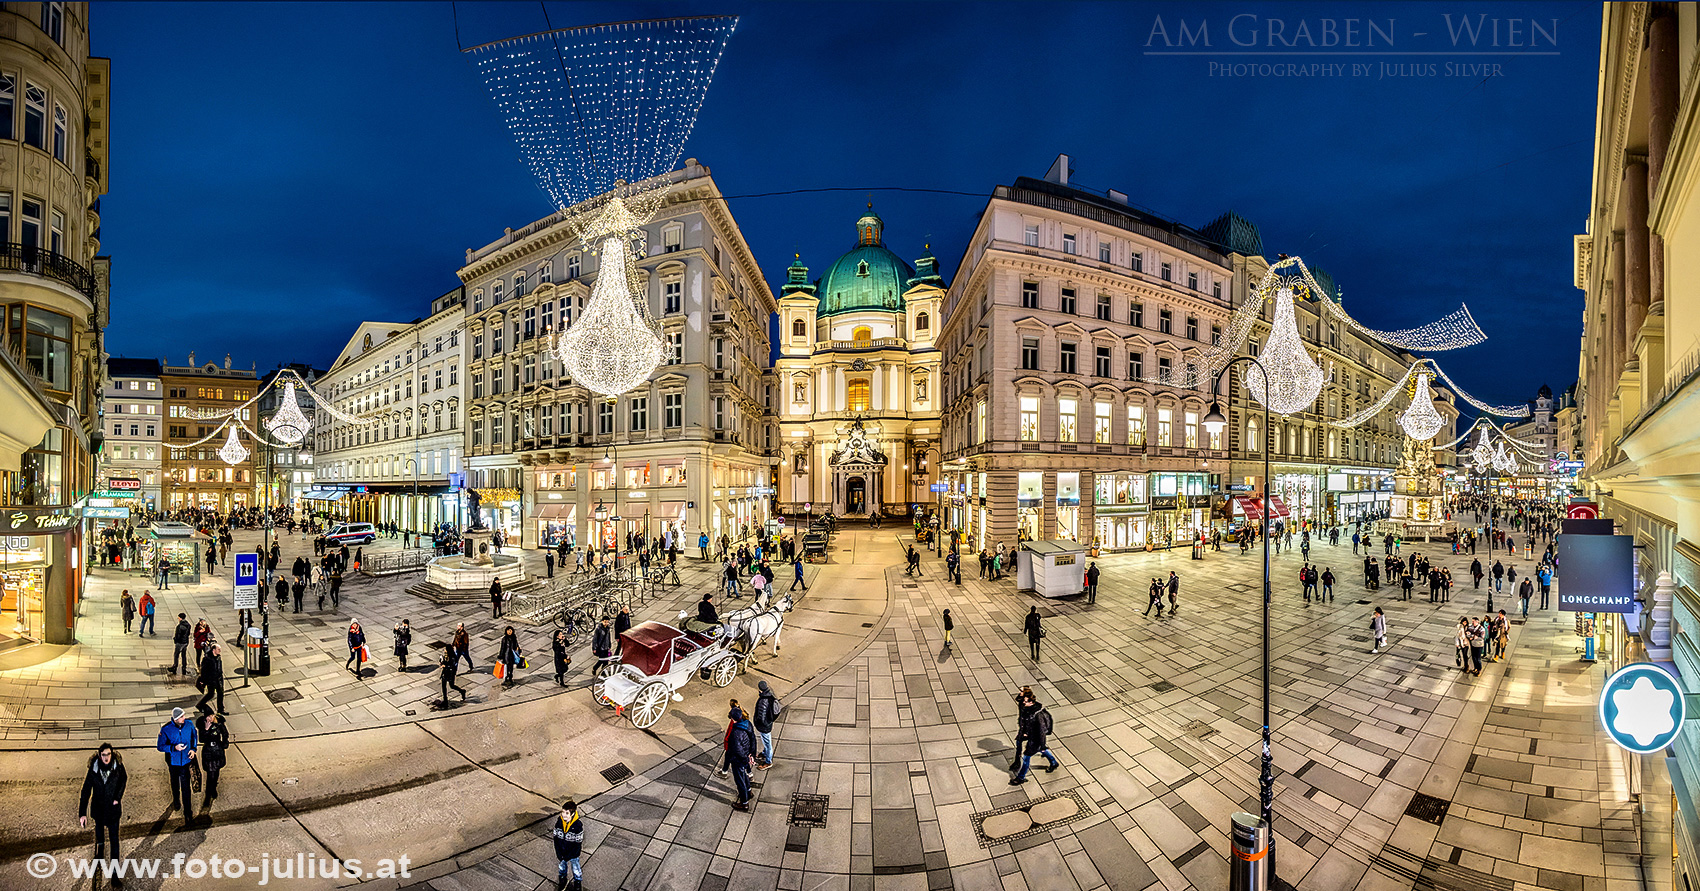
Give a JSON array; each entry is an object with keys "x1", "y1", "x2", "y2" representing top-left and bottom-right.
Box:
[{"x1": 772, "y1": 209, "x2": 946, "y2": 522}]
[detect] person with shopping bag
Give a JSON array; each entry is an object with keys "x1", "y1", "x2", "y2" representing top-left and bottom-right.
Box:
[
  {"x1": 498, "y1": 626, "x2": 523, "y2": 688},
  {"x1": 345, "y1": 621, "x2": 368, "y2": 678}
]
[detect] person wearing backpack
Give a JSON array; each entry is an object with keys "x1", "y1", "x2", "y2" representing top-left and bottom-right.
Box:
[
  {"x1": 1466, "y1": 617, "x2": 1486, "y2": 675},
  {"x1": 753, "y1": 680, "x2": 781, "y2": 768},
  {"x1": 1009, "y1": 692, "x2": 1059, "y2": 784}
]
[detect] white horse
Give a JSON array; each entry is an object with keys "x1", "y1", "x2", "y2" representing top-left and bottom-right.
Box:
[{"x1": 722, "y1": 592, "x2": 793, "y2": 659}]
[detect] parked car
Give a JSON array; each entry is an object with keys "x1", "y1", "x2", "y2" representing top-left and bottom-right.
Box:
[{"x1": 327, "y1": 522, "x2": 377, "y2": 545}]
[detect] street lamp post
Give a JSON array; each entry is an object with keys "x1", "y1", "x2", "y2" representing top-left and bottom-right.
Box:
[{"x1": 1201, "y1": 355, "x2": 1277, "y2": 887}]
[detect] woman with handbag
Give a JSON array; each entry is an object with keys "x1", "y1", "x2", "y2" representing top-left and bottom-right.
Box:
[
  {"x1": 346, "y1": 621, "x2": 368, "y2": 678},
  {"x1": 551, "y1": 629, "x2": 571, "y2": 686},
  {"x1": 394, "y1": 620, "x2": 412, "y2": 672},
  {"x1": 198, "y1": 712, "x2": 230, "y2": 801},
  {"x1": 498, "y1": 627, "x2": 522, "y2": 688}
]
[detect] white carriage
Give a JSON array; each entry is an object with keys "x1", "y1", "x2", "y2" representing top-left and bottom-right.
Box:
[{"x1": 591, "y1": 620, "x2": 741, "y2": 729}]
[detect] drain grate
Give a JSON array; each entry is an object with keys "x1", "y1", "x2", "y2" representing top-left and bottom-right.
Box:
[
  {"x1": 789, "y1": 793, "x2": 829, "y2": 827},
  {"x1": 902, "y1": 584, "x2": 919, "y2": 589},
  {"x1": 1149, "y1": 680, "x2": 1177, "y2": 694},
  {"x1": 265, "y1": 687, "x2": 302, "y2": 703},
  {"x1": 1178, "y1": 719, "x2": 1219, "y2": 740},
  {"x1": 861, "y1": 622, "x2": 875, "y2": 628},
  {"x1": 970, "y1": 789, "x2": 1094, "y2": 848},
  {"x1": 1403, "y1": 791, "x2": 1451, "y2": 825},
  {"x1": 600, "y1": 763, "x2": 634, "y2": 785}
]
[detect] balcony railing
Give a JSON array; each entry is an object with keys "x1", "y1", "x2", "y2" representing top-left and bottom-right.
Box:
[
  {"x1": 0, "y1": 243, "x2": 98, "y2": 298},
  {"x1": 827, "y1": 337, "x2": 905, "y2": 351}
]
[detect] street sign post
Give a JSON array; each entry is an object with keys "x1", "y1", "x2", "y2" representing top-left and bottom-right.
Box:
[
  {"x1": 1599, "y1": 663, "x2": 1685, "y2": 754},
  {"x1": 234, "y1": 553, "x2": 260, "y2": 610}
]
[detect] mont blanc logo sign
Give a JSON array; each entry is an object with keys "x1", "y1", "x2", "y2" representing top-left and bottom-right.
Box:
[{"x1": 1599, "y1": 663, "x2": 1685, "y2": 754}]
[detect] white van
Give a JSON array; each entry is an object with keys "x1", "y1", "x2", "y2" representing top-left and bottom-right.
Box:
[{"x1": 327, "y1": 523, "x2": 377, "y2": 545}]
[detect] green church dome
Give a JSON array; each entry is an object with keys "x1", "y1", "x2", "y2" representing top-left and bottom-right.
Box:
[{"x1": 817, "y1": 208, "x2": 915, "y2": 316}]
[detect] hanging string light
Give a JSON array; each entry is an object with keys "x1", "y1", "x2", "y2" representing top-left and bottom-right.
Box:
[
  {"x1": 1398, "y1": 371, "x2": 1445, "y2": 441},
  {"x1": 1428, "y1": 362, "x2": 1531, "y2": 418},
  {"x1": 265, "y1": 381, "x2": 312, "y2": 445},
  {"x1": 1243, "y1": 279, "x2": 1325, "y2": 415},
  {"x1": 217, "y1": 424, "x2": 250, "y2": 466}
]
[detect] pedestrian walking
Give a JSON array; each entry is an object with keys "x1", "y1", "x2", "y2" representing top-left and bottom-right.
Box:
[
  {"x1": 1085, "y1": 562, "x2": 1100, "y2": 603},
  {"x1": 156, "y1": 707, "x2": 197, "y2": 824},
  {"x1": 753, "y1": 680, "x2": 781, "y2": 768},
  {"x1": 439, "y1": 643, "x2": 467, "y2": 705},
  {"x1": 197, "y1": 712, "x2": 229, "y2": 801},
  {"x1": 78, "y1": 743, "x2": 127, "y2": 868},
  {"x1": 1370, "y1": 607, "x2": 1386, "y2": 654},
  {"x1": 1538, "y1": 565, "x2": 1552, "y2": 609},
  {"x1": 171, "y1": 613, "x2": 191, "y2": 675},
  {"x1": 346, "y1": 621, "x2": 368, "y2": 677},
  {"x1": 393, "y1": 619, "x2": 412, "y2": 671},
  {"x1": 1321, "y1": 567, "x2": 1335, "y2": 602},
  {"x1": 1024, "y1": 606, "x2": 1043, "y2": 660},
  {"x1": 942, "y1": 608, "x2": 953, "y2": 648},
  {"x1": 551, "y1": 800, "x2": 586, "y2": 891},
  {"x1": 790, "y1": 557, "x2": 808, "y2": 592},
  {"x1": 498, "y1": 626, "x2": 523, "y2": 687},
  {"x1": 1009, "y1": 692, "x2": 1059, "y2": 784},
  {"x1": 452, "y1": 622, "x2": 474, "y2": 672},
  {"x1": 1518, "y1": 578, "x2": 1533, "y2": 617},
  {"x1": 1167, "y1": 571, "x2": 1180, "y2": 613},
  {"x1": 726, "y1": 706, "x2": 758, "y2": 810},
  {"x1": 120, "y1": 590, "x2": 135, "y2": 633},
  {"x1": 552, "y1": 630, "x2": 571, "y2": 686},
  {"x1": 195, "y1": 644, "x2": 226, "y2": 716},
  {"x1": 490, "y1": 578, "x2": 504, "y2": 618},
  {"x1": 1466, "y1": 617, "x2": 1486, "y2": 675}
]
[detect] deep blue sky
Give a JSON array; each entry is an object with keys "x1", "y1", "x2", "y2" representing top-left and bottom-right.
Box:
[{"x1": 97, "y1": 1, "x2": 1597, "y2": 406}]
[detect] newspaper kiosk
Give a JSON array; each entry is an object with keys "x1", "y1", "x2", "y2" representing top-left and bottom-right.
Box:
[{"x1": 1017, "y1": 539, "x2": 1087, "y2": 599}]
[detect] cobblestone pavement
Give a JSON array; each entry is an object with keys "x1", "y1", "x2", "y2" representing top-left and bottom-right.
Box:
[{"x1": 0, "y1": 522, "x2": 1660, "y2": 891}]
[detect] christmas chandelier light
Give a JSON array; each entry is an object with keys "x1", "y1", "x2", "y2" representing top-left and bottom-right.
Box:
[
  {"x1": 465, "y1": 15, "x2": 738, "y2": 210},
  {"x1": 265, "y1": 381, "x2": 311, "y2": 445},
  {"x1": 217, "y1": 424, "x2": 249, "y2": 466},
  {"x1": 1243, "y1": 278, "x2": 1325, "y2": 415},
  {"x1": 551, "y1": 196, "x2": 665, "y2": 397},
  {"x1": 1399, "y1": 370, "x2": 1446, "y2": 441}
]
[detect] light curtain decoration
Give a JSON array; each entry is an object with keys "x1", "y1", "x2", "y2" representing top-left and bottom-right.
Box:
[
  {"x1": 1398, "y1": 371, "x2": 1445, "y2": 441},
  {"x1": 1319, "y1": 296, "x2": 1485, "y2": 352},
  {"x1": 217, "y1": 425, "x2": 250, "y2": 466},
  {"x1": 1330, "y1": 360, "x2": 1422, "y2": 428},
  {"x1": 1243, "y1": 278, "x2": 1326, "y2": 415}
]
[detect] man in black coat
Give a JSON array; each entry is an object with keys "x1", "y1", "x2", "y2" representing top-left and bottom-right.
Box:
[
  {"x1": 78, "y1": 744, "x2": 126, "y2": 867},
  {"x1": 196, "y1": 644, "x2": 226, "y2": 716},
  {"x1": 171, "y1": 613, "x2": 191, "y2": 675},
  {"x1": 1023, "y1": 607, "x2": 1043, "y2": 661},
  {"x1": 726, "y1": 707, "x2": 758, "y2": 810},
  {"x1": 1084, "y1": 562, "x2": 1100, "y2": 603}
]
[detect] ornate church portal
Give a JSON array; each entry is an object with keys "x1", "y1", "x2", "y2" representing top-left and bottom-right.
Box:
[{"x1": 830, "y1": 419, "x2": 887, "y2": 517}]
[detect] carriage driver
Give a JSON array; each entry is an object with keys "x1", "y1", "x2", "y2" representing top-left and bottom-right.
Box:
[{"x1": 696, "y1": 592, "x2": 720, "y2": 630}]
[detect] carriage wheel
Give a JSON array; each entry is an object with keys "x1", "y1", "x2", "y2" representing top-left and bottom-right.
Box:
[
  {"x1": 709, "y1": 655, "x2": 738, "y2": 687},
  {"x1": 629, "y1": 681, "x2": 670, "y2": 729},
  {"x1": 591, "y1": 681, "x2": 616, "y2": 709}
]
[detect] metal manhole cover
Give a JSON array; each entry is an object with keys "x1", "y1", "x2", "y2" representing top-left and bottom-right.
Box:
[
  {"x1": 600, "y1": 763, "x2": 634, "y2": 784},
  {"x1": 902, "y1": 584, "x2": 919, "y2": 589},
  {"x1": 1149, "y1": 680, "x2": 1177, "y2": 693},
  {"x1": 971, "y1": 789, "x2": 1094, "y2": 847},
  {"x1": 265, "y1": 687, "x2": 302, "y2": 703},
  {"x1": 789, "y1": 793, "x2": 829, "y2": 827},
  {"x1": 1404, "y1": 792, "x2": 1451, "y2": 825}
]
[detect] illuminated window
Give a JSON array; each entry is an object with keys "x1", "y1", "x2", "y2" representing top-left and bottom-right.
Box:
[
  {"x1": 852, "y1": 326, "x2": 872, "y2": 343},
  {"x1": 1019, "y1": 396, "x2": 1039, "y2": 441},
  {"x1": 1128, "y1": 406, "x2": 1145, "y2": 446},
  {"x1": 1158, "y1": 408, "x2": 1172, "y2": 447},
  {"x1": 1094, "y1": 402, "x2": 1111, "y2": 443},
  {"x1": 1058, "y1": 398, "x2": 1077, "y2": 443},
  {"x1": 847, "y1": 379, "x2": 871, "y2": 412}
]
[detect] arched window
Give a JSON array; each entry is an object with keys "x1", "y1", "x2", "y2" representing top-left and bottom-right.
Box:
[
  {"x1": 847, "y1": 379, "x2": 871, "y2": 412},
  {"x1": 916, "y1": 312, "x2": 930, "y2": 331},
  {"x1": 1247, "y1": 418, "x2": 1260, "y2": 453},
  {"x1": 852, "y1": 326, "x2": 872, "y2": 343},
  {"x1": 792, "y1": 318, "x2": 807, "y2": 338}
]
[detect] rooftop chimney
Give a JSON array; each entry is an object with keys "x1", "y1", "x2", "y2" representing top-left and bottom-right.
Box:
[{"x1": 1044, "y1": 153, "x2": 1072, "y2": 186}]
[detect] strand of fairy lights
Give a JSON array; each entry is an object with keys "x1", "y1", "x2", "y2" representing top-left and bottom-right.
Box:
[
  {"x1": 1428, "y1": 362, "x2": 1531, "y2": 418},
  {"x1": 1319, "y1": 294, "x2": 1485, "y2": 352},
  {"x1": 1330, "y1": 361, "x2": 1423, "y2": 428}
]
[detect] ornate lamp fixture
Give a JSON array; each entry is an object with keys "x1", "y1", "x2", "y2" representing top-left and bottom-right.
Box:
[
  {"x1": 265, "y1": 381, "x2": 311, "y2": 445},
  {"x1": 1398, "y1": 371, "x2": 1445, "y2": 441},
  {"x1": 217, "y1": 424, "x2": 249, "y2": 466},
  {"x1": 1243, "y1": 282, "x2": 1324, "y2": 416},
  {"x1": 551, "y1": 194, "x2": 665, "y2": 398}
]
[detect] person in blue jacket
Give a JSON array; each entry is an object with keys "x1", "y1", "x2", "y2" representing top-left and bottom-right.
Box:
[{"x1": 156, "y1": 707, "x2": 198, "y2": 823}]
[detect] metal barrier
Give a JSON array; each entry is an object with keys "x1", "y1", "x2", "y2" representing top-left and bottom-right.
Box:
[{"x1": 358, "y1": 548, "x2": 436, "y2": 577}]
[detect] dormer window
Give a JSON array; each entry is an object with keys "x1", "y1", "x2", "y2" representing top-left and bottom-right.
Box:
[{"x1": 857, "y1": 260, "x2": 869, "y2": 277}]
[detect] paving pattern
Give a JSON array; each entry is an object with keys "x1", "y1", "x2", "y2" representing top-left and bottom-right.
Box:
[{"x1": 0, "y1": 520, "x2": 1665, "y2": 891}]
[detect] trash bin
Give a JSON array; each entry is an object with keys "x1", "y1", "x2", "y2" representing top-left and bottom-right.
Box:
[
  {"x1": 1191, "y1": 542, "x2": 1205, "y2": 560},
  {"x1": 1228, "y1": 812, "x2": 1269, "y2": 891}
]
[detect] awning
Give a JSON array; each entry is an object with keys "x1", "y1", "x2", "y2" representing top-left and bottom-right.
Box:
[
  {"x1": 657, "y1": 501, "x2": 686, "y2": 520},
  {"x1": 300, "y1": 490, "x2": 347, "y2": 502},
  {"x1": 1268, "y1": 496, "x2": 1293, "y2": 519},
  {"x1": 1233, "y1": 496, "x2": 1265, "y2": 520},
  {"x1": 534, "y1": 504, "x2": 569, "y2": 520}
]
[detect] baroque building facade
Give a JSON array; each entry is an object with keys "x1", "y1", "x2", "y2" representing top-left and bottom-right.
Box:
[
  {"x1": 771, "y1": 208, "x2": 944, "y2": 522},
  {"x1": 457, "y1": 161, "x2": 775, "y2": 551},
  {"x1": 159, "y1": 356, "x2": 256, "y2": 512},
  {"x1": 0, "y1": 1, "x2": 110, "y2": 646},
  {"x1": 311, "y1": 290, "x2": 466, "y2": 532}
]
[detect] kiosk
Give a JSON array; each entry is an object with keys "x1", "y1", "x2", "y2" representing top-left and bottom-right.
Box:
[{"x1": 1018, "y1": 539, "x2": 1087, "y2": 599}]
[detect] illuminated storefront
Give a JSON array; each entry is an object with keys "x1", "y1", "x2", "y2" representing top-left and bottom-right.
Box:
[
  {"x1": 1093, "y1": 472, "x2": 1149, "y2": 551},
  {"x1": 0, "y1": 508, "x2": 84, "y2": 646}
]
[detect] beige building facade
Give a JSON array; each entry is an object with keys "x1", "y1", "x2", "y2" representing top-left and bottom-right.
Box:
[{"x1": 457, "y1": 161, "x2": 776, "y2": 552}]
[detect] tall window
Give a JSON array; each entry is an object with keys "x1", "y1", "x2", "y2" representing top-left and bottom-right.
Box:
[
  {"x1": 664, "y1": 392, "x2": 682, "y2": 428},
  {"x1": 1187, "y1": 272, "x2": 1199, "y2": 290},
  {"x1": 51, "y1": 103, "x2": 65, "y2": 163},
  {"x1": 1185, "y1": 316, "x2": 1198, "y2": 340},
  {"x1": 664, "y1": 279, "x2": 682, "y2": 314},
  {"x1": 1160, "y1": 262, "x2": 1172, "y2": 282},
  {"x1": 1247, "y1": 418, "x2": 1260, "y2": 452},
  {"x1": 791, "y1": 318, "x2": 806, "y2": 338},
  {"x1": 491, "y1": 279, "x2": 504, "y2": 304},
  {"x1": 1184, "y1": 411, "x2": 1199, "y2": 448},
  {"x1": 1128, "y1": 406, "x2": 1146, "y2": 446},
  {"x1": 1019, "y1": 396, "x2": 1039, "y2": 441},
  {"x1": 1058, "y1": 342, "x2": 1076, "y2": 374},
  {"x1": 663, "y1": 224, "x2": 682, "y2": 252},
  {"x1": 1131, "y1": 251, "x2": 1144, "y2": 273},
  {"x1": 523, "y1": 307, "x2": 536, "y2": 339},
  {"x1": 20, "y1": 198, "x2": 41, "y2": 247},
  {"x1": 597, "y1": 401, "x2": 613, "y2": 434},
  {"x1": 1159, "y1": 309, "x2": 1172, "y2": 334},
  {"x1": 915, "y1": 312, "x2": 929, "y2": 332},
  {"x1": 1094, "y1": 401, "x2": 1111, "y2": 443},
  {"x1": 567, "y1": 254, "x2": 580, "y2": 278},
  {"x1": 1094, "y1": 346, "x2": 1111, "y2": 377},
  {"x1": 1213, "y1": 281, "x2": 1222, "y2": 301},
  {"x1": 1099, "y1": 241, "x2": 1111, "y2": 262},
  {"x1": 40, "y1": 3, "x2": 62, "y2": 44},
  {"x1": 48, "y1": 210, "x2": 61, "y2": 254},
  {"x1": 514, "y1": 271, "x2": 527, "y2": 297},
  {"x1": 629, "y1": 397, "x2": 648, "y2": 432},
  {"x1": 491, "y1": 325, "x2": 503, "y2": 355},
  {"x1": 1024, "y1": 224, "x2": 1039, "y2": 247},
  {"x1": 1058, "y1": 398, "x2": 1077, "y2": 442},
  {"x1": 1157, "y1": 408, "x2": 1173, "y2": 447},
  {"x1": 1211, "y1": 325, "x2": 1222, "y2": 346},
  {"x1": 1021, "y1": 337, "x2": 1038, "y2": 370},
  {"x1": 666, "y1": 332, "x2": 683, "y2": 365},
  {"x1": 1157, "y1": 357, "x2": 1171, "y2": 383},
  {"x1": 847, "y1": 379, "x2": 871, "y2": 412},
  {"x1": 1062, "y1": 233, "x2": 1077, "y2": 255},
  {"x1": 1130, "y1": 302, "x2": 1143, "y2": 327},
  {"x1": 1096, "y1": 293, "x2": 1111, "y2": 321},
  {"x1": 0, "y1": 75, "x2": 13, "y2": 141},
  {"x1": 1021, "y1": 281, "x2": 1039, "y2": 308},
  {"x1": 539, "y1": 261, "x2": 552, "y2": 283},
  {"x1": 1060, "y1": 288, "x2": 1076, "y2": 315}
]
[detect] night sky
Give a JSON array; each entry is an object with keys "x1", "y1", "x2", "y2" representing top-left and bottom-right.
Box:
[{"x1": 96, "y1": 1, "x2": 1597, "y2": 407}]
